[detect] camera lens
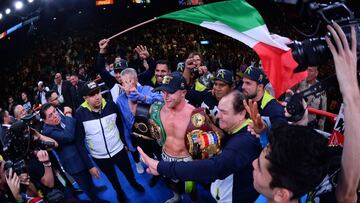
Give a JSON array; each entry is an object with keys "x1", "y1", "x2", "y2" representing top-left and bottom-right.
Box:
[{"x1": 289, "y1": 24, "x2": 360, "y2": 73}]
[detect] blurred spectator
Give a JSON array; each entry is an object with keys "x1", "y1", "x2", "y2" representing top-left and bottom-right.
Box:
[
  {"x1": 21, "y1": 92, "x2": 32, "y2": 115},
  {"x1": 295, "y1": 66, "x2": 327, "y2": 130},
  {"x1": 35, "y1": 81, "x2": 50, "y2": 106},
  {"x1": 52, "y1": 73, "x2": 75, "y2": 110}
]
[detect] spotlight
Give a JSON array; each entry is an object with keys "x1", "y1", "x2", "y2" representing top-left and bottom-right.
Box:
[
  {"x1": 28, "y1": 0, "x2": 34, "y2": 3},
  {"x1": 0, "y1": 13, "x2": 2, "y2": 20},
  {"x1": 15, "y1": 1, "x2": 24, "y2": 10},
  {"x1": 5, "y1": 8, "x2": 11, "y2": 15}
]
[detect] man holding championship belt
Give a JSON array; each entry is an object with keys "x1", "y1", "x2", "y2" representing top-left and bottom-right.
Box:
[
  {"x1": 141, "y1": 90, "x2": 262, "y2": 203},
  {"x1": 148, "y1": 71, "x2": 222, "y2": 203}
]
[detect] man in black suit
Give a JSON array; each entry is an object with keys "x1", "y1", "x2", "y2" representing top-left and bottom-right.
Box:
[{"x1": 52, "y1": 73, "x2": 75, "y2": 110}]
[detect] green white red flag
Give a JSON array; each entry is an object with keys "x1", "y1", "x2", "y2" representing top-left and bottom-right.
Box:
[{"x1": 159, "y1": 0, "x2": 307, "y2": 97}]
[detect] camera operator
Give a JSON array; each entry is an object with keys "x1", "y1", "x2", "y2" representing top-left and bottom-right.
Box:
[
  {"x1": 0, "y1": 161, "x2": 44, "y2": 203},
  {"x1": 294, "y1": 66, "x2": 327, "y2": 130}
]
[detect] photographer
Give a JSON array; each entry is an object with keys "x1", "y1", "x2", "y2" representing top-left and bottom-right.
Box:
[
  {"x1": 3, "y1": 120, "x2": 62, "y2": 202},
  {"x1": 294, "y1": 66, "x2": 327, "y2": 130},
  {"x1": 0, "y1": 161, "x2": 44, "y2": 203}
]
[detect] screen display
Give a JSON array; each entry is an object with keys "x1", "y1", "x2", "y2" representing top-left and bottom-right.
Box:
[
  {"x1": 96, "y1": 0, "x2": 114, "y2": 6},
  {"x1": 200, "y1": 40, "x2": 209, "y2": 45},
  {"x1": 132, "y1": 0, "x2": 151, "y2": 3}
]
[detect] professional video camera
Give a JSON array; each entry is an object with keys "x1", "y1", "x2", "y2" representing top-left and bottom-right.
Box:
[
  {"x1": 275, "y1": 0, "x2": 359, "y2": 72},
  {"x1": 2, "y1": 120, "x2": 55, "y2": 175}
]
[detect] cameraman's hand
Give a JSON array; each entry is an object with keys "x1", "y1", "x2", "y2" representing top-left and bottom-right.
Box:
[
  {"x1": 30, "y1": 127, "x2": 42, "y2": 140},
  {"x1": 19, "y1": 173, "x2": 30, "y2": 186},
  {"x1": 89, "y1": 167, "x2": 100, "y2": 179},
  {"x1": 325, "y1": 22, "x2": 357, "y2": 99},
  {"x1": 5, "y1": 168, "x2": 22, "y2": 201},
  {"x1": 134, "y1": 45, "x2": 150, "y2": 60},
  {"x1": 99, "y1": 39, "x2": 109, "y2": 54},
  {"x1": 36, "y1": 150, "x2": 50, "y2": 163}
]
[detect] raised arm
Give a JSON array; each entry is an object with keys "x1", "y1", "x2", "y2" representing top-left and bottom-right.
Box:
[{"x1": 326, "y1": 22, "x2": 360, "y2": 203}]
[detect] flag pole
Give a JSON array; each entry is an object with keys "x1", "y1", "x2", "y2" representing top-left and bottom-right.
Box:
[{"x1": 107, "y1": 17, "x2": 158, "y2": 41}]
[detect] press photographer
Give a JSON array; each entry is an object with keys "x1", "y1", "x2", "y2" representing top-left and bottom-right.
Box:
[{"x1": 1, "y1": 120, "x2": 63, "y2": 202}]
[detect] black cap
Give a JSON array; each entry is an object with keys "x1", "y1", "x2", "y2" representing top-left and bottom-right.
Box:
[
  {"x1": 212, "y1": 69, "x2": 233, "y2": 85},
  {"x1": 80, "y1": 81, "x2": 100, "y2": 97},
  {"x1": 243, "y1": 66, "x2": 268, "y2": 85},
  {"x1": 114, "y1": 59, "x2": 128, "y2": 72},
  {"x1": 153, "y1": 72, "x2": 186, "y2": 94}
]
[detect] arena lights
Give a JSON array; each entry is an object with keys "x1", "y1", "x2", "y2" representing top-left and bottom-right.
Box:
[
  {"x1": 15, "y1": 1, "x2": 24, "y2": 10},
  {"x1": 1, "y1": 0, "x2": 35, "y2": 23},
  {"x1": 5, "y1": 8, "x2": 11, "y2": 15}
]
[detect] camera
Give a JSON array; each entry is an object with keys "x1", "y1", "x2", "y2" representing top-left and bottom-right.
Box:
[
  {"x1": 284, "y1": 93, "x2": 306, "y2": 122},
  {"x1": 191, "y1": 67, "x2": 201, "y2": 78},
  {"x1": 278, "y1": 1, "x2": 360, "y2": 72},
  {"x1": 2, "y1": 120, "x2": 55, "y2": 175}
]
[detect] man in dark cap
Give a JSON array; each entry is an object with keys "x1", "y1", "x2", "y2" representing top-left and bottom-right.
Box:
[
  {"x1": 242, "y1": 66, "x2": 287, "y2": 128},
  {"x1": 150, "y1": 72, "x2": 196, "y2": 203},
  {"x1": 186, "y1": 69, "x2": 235, "y2": 124}
]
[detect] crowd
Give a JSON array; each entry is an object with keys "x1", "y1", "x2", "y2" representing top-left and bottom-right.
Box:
[{"x1": 0, "y1": 11, "x2": 358, "y2": 203}]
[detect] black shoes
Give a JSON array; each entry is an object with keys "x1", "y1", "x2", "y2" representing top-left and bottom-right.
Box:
[
  {"x1": 149, "y1": 176, "x2": 160, "y2": 187},
  {"x1": 130, "y1": 182, "x2": 145, "y2": 192}
]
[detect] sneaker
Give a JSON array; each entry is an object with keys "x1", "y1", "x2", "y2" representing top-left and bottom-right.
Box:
[
  {"x1": 164, "y1": 195, "x2": 181, "y2": 203},
  {"x1": 131, "y1": 182, "x2": 145, "y2": 192},
  {"x1": 135, "y1": 162, "x2": 144, "y2": 174}
]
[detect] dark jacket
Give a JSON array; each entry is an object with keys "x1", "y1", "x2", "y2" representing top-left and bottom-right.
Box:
[
  {"x1": 52, "y1": 80, "x2": 75, "y2": 110},
  {"x1": 158, "y1": 120, "x2": 261, "y2": 203},
  {"x1": 43, "y1": 115, "x2": 90, "y2": 174}
]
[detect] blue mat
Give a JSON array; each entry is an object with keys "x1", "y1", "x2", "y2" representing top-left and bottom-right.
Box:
[{"x1": 75, "y1": 153, "x2": 216, "y2": 203}]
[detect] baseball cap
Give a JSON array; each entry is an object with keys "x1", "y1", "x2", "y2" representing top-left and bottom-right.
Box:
[
  {"x1": 153, "y1": 72, "x2": 187, "y2": 94},
  {"x1": 114, "y1": 59, "x2": 128, "y2": 72},
  {"x1": 212, "y1": 69, "x2": 233, "y2": 85},
  {"x1": 243, "y1": 66, "x2": 269, "y2": 85},
  {"x1": 80, "y1": 81, "x2": 100, "y2": 97}
]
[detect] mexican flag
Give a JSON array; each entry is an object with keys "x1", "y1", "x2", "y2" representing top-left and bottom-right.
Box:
[{"x1": 158, "y1": 0, "x2": 307, "y2": 98}]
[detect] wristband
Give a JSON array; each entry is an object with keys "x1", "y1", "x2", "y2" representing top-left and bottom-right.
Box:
[{"x1": 43, "y1": 161, "x2": 52, "y2": 167}]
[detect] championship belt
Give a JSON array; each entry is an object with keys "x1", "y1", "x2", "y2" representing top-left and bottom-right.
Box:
[
  {"x1": 148, "y1": 101, "x2": 166, "y2": 146},
  {"x1": 132, "y1": 103, "x2": 154, "y2": 141},
  {"x1": 185, "y1": 108, "x2": 222, "y2": 159}
]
